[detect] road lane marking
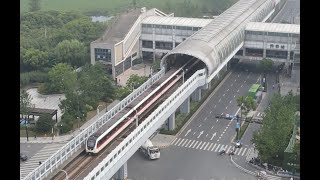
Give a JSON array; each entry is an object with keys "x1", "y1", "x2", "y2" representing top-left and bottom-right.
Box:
[
  {"x1": 244, "y1": 80, "x2": 246, "y2": 83},
  {"x1": 227, "y1": 89, "x2": 229, "y2": 91},
  {"x1": 204, "y1": 117, "x2": 207, "y2": 121},
  {"x1": 242, "y1": 148, "x2": 247, "y2": 156},
  {"x1": 237, "y1": 89, "x2": 239, "y2": 92},
  {"x1": 216, "y1": 119, "x2": 219, "y2": 122},
  {"x1": 234, "y1": 79, "x2": 237, "y2": 82},
  {"x1": 211, "y1": 126, "x2": 214, "y2": 129},
  {"x1": 184, "y1": 139, "x2": 192, "y2": 147},
  {"x1": 223, "y1": 94, "x2": 225, "y2": 96},
  {"x1": 206, "y1": 134, "x2": 209, "y2": 137},
  {"x1": 210, "y1": 111, "x2": 212, "y2": 114},
  {"x1": 215, "y1": 144, "x2": 221, "y2": 152},
  {"x1": 188, "y1": 140, "x2": 195, "y2": 148},
  {"x1": 193, "y1": 132, "x2": 196, "y2": 135},
  {"x1": 238, "y1": 74, "x2": 240, "y2": 77},
  {"x1": 211, "y1": 143, "x2": 217, "y2": 151},
  {"x1": 226, "y1": 146, "x2": 232, "y2": 153},
  {"x1": 210, "y1": 132, "x2": 216, "y2": 140},
  {"x1": 206, "y1": 143, "x2": 213, "y2": 151},
  {"x1": 237, "y1": 148, "x2": 243, "y2": 155},
  {"x1": 174, "y1": 138, "x2": 181, "y2": 146},
  {"x1": 196, "y1": 142, "x2": 203, "y2": 149},
  {"x1": 229, "y1": 100, "x2": 232, "y2": 104},
  {"x1": 177, "y1": 139, "x2": 185, "y2": 146},
  {"x1": 200, "y1": 142, "x2": 207, "y2": 150},
  {"x1": 214, "y1": 105, "x2": 216, "y2": 108},
  {"x1": 197, "y1": 131, "x2": 204, "y2": 138},
  {"x1": 234, "y1": 95, "x2": 236, "y2": 98},
  {"x1": 231, "y1": 83, "x2": 233, "y2": 86},
  {"x1": 241, "y1": 85, "x2": 243, "y2": 87},
  {"x1": 198, "y1": 124, "x2": 202, "y2": 127},
  {"x1": 234, "y1": 148, "x2": 239, "y2": 154},
  {"x1": 219, "y1": 99, "x2": 221, "y2": 102},
  {"x1": 171, "y1": 138, "x2": 177, "y2": 145},
  {"x1": 192, "y1": 141, "x2": 199, "y2": 148},
  {"x1": 184, "y1": 129, "x2": 191, "y2": 136},
  {"x1": 246, "y1": 147, "x2": 252, "y2": 156},
  {"x1": 181, "y1": 139, "x2": 189, "y2": 147},
  {"x1": 226, "y1": 106, "x2": 228, "y2": 109}
]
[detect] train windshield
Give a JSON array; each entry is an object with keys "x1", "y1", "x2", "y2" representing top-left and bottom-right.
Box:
[
  {"x1": 150, "y1": 149, "x2": 159, "y2": 154},
  {"x1": 87, "y1": 137, "x2": 96, "y2": 148}
]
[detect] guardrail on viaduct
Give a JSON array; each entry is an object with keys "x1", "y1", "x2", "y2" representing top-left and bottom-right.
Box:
[{"x1": 23, "y1": 68, "x2": 165, "y2": 180}]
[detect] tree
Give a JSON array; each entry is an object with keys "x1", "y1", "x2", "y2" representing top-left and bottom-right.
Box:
[
  {"x1": 35, "y1": 114, "x2": 54, "y2": 134},
  {"x1": 59, "y1": 91, "x2": 87, "y2": 121},
  {"x1": 259, "y1": 58, "x2": 274, "y2": 73},
  {"x1": 29, "y1": 0, "x2": 41, "y2": 12},
  {"x1": 46, "y1": 63, "x2": 77, "y2": 94},
  {"x1": 252, "y1": 93, "x2": 297, "y2": 166},
  {"x1": 236, "y1": 96, "x2": 246, "y2": 120},
  {"x1": 20, "y1": 89, "x2": 33, "y2": 118},
  {"x1": 115, "y1": 87, "x2": 132, "y2": 100},
  {"x1": 22, "y1": 48, "x2": 49, "y2": 71},
  {"x1": 126, "y1": 74, "x2": 148, "y2": 89},
  {"x1": 78, "y1": 63, "x2": 116, "y2": 107},
  {"x1": 53, "y1": 39, "x2": 88, "y2": 68}
]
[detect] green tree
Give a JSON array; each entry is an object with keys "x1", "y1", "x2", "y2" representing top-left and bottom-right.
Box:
[
  {"x1": 58, "y1": 113, "x2": 74, "y2": 134},
  {"x1": 236, "y1": 96, "x2": 246, "y2": 121},
  {"x1": 78, "y1": 63, "x2": 116, "y2": 107},
  {"x1": 22, "y1": 48, "x2": 49, "y2": 71},
  {"x1": 126, "y1": 74, "x2": 148, "y2": 89},
  {"x1": 53, "y1": 39, "x2": 88, "y2": 68},
  {"x1": 29, "y1": 0, "x2": 41, "y2": 12},
  {"x1": 35, "y1": 114, "x2": 54, "y2": 134},
  {"x1": 20, "y1": 89, "x2": 33, "y2": 118},
  {"x1": 46, "y1": 63, "x2": 77, "y2": 94},
  {"x1": 259, "y1": 58, "x2": 274, "y2": 72},
  {"x1": 59, "y1": 91, "x2": 87, "y2": 122},
  {"x1": 252, "y1": 94, "x2": 296, "y2": 166},
  {"x1": 115, "y1": 87, "x2": 132, "y2": 100}
]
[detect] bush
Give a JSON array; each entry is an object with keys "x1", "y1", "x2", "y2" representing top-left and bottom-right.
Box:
[
  {"x1": 35, "y1": 114, "x2": 54, "y2": 134},
  {"x1": 20, "y1": 71, "x2": 49, "y2": 86}
]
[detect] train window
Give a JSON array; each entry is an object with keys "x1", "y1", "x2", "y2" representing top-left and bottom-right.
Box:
[
  {"x1": 114, "y1": 154, "x2": 117, "y2": 159},
  {"x1": 130, "y1": 139, "x2": 132, "y2": 143},
  {"x1": 101, "y1": 166, "x2": 104, "y2": 171},
  {"x1": 96, "y1": 171, "x2": 99, "y2": 176},
  {"x1": 122, "y1": 146, "x2": 125, "y2": 151},
  {"x1": 118, "y1": 150, "x2": 121, "y2": 155},
  {"x1": 144, "y1": 125, "x2": 146, "y2": 129},
  {"x1": 126, "y1": 142, "x2": 128, "y2": 147},
  {"x1": 110, "y1": 158, "x2": 113, "y2": 163},
  {"x1": 91, "y1": 177, "x2": 95, "y2": 180}
]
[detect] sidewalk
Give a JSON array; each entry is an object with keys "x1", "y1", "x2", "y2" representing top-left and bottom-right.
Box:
[{"x1": 150, "y1": 134, "x2": 175, "y2": 149}]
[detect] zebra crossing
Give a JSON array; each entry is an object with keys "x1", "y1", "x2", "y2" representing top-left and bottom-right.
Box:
[
  {"x1": 171, "y1": 138, "x2": 252, "y2": 157},
  {"x1": 20, "y1": 143, "x2": 66, "y2": 179}
]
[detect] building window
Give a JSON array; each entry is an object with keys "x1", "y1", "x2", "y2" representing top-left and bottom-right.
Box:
[
  {"x1": 142, "y1": 40, "x2": 153, "y2": 48},
  {"x1": 281, "y1": 45, "x2": 285, "y2": 49},
  {"x1": 94, "y1": 48, "x2": 111, "y2": 62},
  {"x1": 270, "y1": 44, "x2": 274, "y2": 48},
  {"x1": 275, "y1": 45, "x2": 279, "y2": 48}
]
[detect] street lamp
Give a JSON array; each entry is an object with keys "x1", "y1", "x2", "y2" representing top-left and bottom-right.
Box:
[
  {"x1": 59, "y1": 169, "x2": 69, "y2": 180},
  {"x1": 25, "y1": 121, "x2": 29, "y2": 142},
  {"x1": 77, "y1": 117, "x2": 80, "y2": 129},
  {"x1": 182, "y1": 69, "x2": 185, "y2": 84}
]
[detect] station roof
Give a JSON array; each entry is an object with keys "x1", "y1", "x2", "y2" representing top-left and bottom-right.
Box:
[
  {"x1": 142, "y1": 16, "x2": 213, "y2": 27},
  {"x1": 93, "y1": 9, "x2": 141, "y2": 44},
  {"x1": 246, "y1": 22, "x2": 300, "y2": 34},
  {"x1": 163, "y1": 0, "x2": 273, "y2": 76}
]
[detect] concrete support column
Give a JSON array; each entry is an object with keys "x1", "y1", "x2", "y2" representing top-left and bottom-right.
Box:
[
  {"x1": 191, "y1": 88, "x2": 201, "y2": 102},
  {"x1": 167, "y1": 113, "x2": 175, "y2": 130},
  {"x1": 243, "y1": 48, "x2": 246, "y2": 56},
  {"x1": 115, "y1": 162, "x2": 128, "y2": 180},
  {"x1": 180, "y1": 97, "x2": 190, "y2": 114},
  {"x1": 263, "y1": 49, "x2": 266, "y2": 58}
]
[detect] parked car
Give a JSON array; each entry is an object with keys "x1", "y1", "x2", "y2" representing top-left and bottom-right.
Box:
[{"x1": 20, "y1": 153, "x2": 28, "y2": 161}]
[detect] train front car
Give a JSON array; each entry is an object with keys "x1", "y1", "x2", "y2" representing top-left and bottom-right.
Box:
[{"x1": 86, "y1": 134, "x2": 99, "y2": 154}]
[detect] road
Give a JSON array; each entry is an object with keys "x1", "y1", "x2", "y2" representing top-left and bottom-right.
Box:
[
  {"x1": 127, "y1": 61, "x2": 265, "y2": 179},
  {"x1": 272, "y1": 0, "x2": 300, "y2": 23}
]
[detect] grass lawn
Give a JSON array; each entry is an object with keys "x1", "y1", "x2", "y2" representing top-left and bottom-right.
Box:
[{"x1": 20, "y1": 0, "x2": 208, "y2": 14}]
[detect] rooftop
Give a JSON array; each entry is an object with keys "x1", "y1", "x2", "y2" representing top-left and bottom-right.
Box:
[
  {"x1": 94, "y1": 9, "x2": 141, "y2": 44},
  {"x1": 246, "y1": 22, "x2": 300, "y2": 34},
  {"x1": 142, "y1": 16, "x2": 213, "y2": 27}
]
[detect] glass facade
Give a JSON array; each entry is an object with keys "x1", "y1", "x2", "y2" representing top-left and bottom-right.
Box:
[{"x1": 95, "y1": 48, "x2": 111, "y2": 62}]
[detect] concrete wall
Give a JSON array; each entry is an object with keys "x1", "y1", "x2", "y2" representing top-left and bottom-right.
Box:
[{"x1": 115, "y1": 42, "x2": 124, "y2": 65}]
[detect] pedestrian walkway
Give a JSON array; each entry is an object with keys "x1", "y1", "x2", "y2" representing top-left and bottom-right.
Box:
[
  {"x1": 20, "y1": 143, "x2": 66, "y2": 179},
  {"x1": 171, "y1": 138, "x2": 252, "y2": 157},
  {"x1": 116, "y1": 63, "x2": 151, "y2": 87}
]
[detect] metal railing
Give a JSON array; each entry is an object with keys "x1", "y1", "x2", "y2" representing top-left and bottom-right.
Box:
[
  {"x1": 22, "y1": 68, "x2": 165, "y2": 180},
  {"x1": 84, "y1": 69, "x2": 206, "y2": 180}
]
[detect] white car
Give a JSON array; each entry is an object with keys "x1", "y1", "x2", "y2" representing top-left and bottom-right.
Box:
[{"x1": 235, "y1": 140, "x2": 242, "y2": 148}]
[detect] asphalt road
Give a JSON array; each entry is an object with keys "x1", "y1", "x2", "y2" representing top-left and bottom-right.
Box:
[
  {"x1": 127, "y1": 61, "x2": 264, "y2": 180},
  {"x1": 20, "y1": 143, "x2": 46, "y2": 162},
  {"x1": 272, "y1": 0, "x2": 300, "y2": 23}
]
